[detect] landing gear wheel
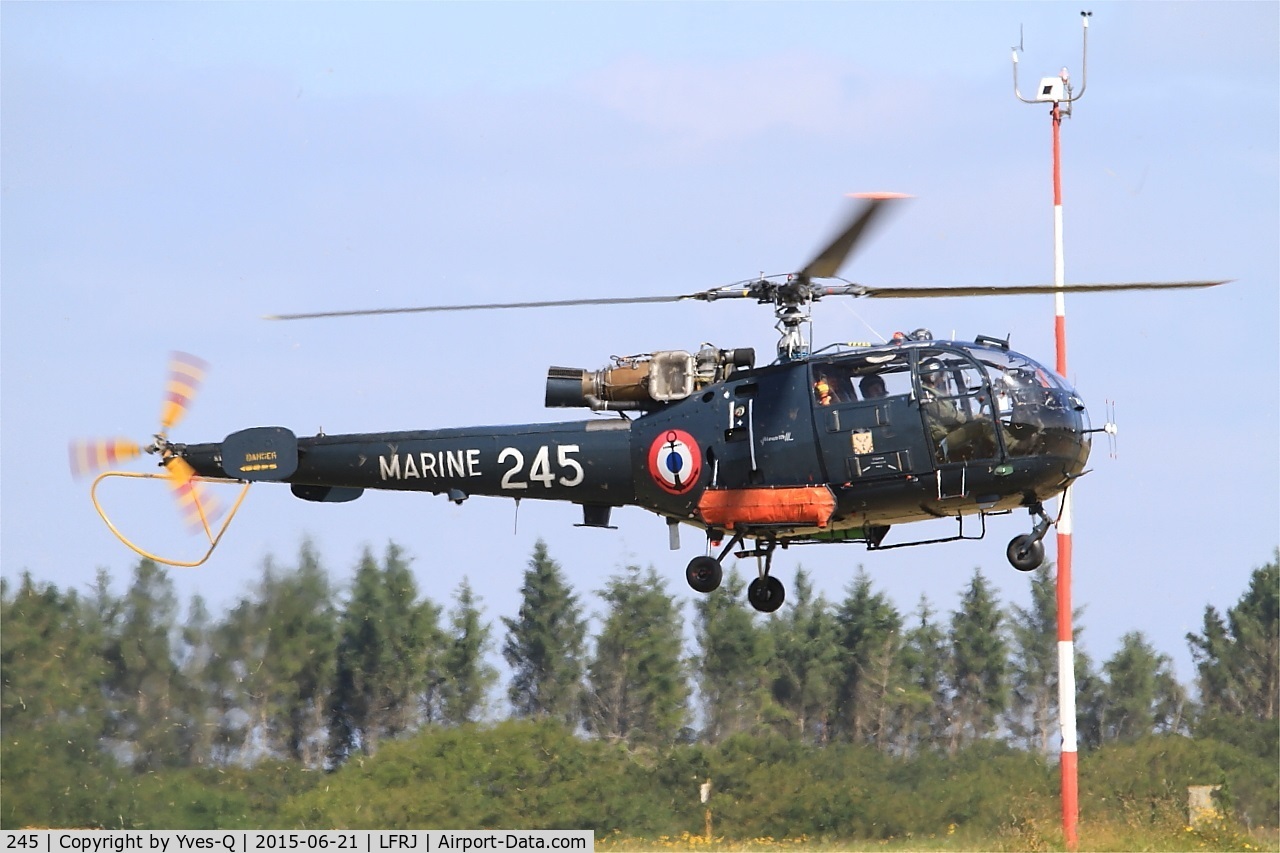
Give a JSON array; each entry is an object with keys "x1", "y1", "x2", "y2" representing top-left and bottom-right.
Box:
[
  {"x1": 747, "y1": 575, "x2": 785, "y2": 613},
  {"x1": 686, "y1": 556, "x2": 723, "y2": 594},
  {"x1": 1007, "y1": 534, "x2": 1045, "y2": 572}
]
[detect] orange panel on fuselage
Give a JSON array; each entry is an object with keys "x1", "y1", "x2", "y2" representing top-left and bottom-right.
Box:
[{"x1": 697, "y1": 486, "x2": 836, "y2": 529}]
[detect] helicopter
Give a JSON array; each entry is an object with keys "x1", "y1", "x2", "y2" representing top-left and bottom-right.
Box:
[{"x1": 71, "y1": 194, "x2": 1224, "y2": 612}]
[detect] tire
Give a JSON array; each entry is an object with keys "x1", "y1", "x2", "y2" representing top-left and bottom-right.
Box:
[
  {"x1": 1007, "y1": 535, "x2": 1045, "y2": 572},
  {"x1": 686, "y1": 556, "x2": 723, "y2": 593},
  {"x1": 747, "y1": 575, "x2": 785, "y2": 613}
]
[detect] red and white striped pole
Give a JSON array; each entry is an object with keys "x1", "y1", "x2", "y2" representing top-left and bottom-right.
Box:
[
  {"x1": 1050, "y1": 98, "x2": 1080, "y2": 852},
  {"x1": 1014, "y1": 19, "x2": 1089, "y2": 846}
]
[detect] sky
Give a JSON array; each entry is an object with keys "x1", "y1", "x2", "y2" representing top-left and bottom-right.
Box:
[{"x1": 3, "y1": 1, "x2": 1277, "y2": 696}]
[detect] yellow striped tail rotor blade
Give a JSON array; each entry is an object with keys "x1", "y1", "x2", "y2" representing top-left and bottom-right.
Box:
[
  {"x1": 159, "y1": 352, "x2": 209, "y2": 432},
  {"x1": 69, "y1": 438, "x2": 142, "y2": 477},
  {"x1": 166, "y1": 457, "x2": 224, "y2": 535}
]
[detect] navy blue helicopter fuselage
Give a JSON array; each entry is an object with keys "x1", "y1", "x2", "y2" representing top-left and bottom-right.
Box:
[{"x1": 182, "y1": 338, "x2": 1089, "y2": 549}]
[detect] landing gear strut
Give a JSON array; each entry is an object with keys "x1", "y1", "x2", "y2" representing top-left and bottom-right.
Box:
[
  {"x1": 742, "y1": 538, "x2": 785, "y2": 613},
  {"x1": 1007, "y1": 503, "x2": 1052, "y2": 572},
  {"x1": 685, "y1": 530, "x2": 742, "y2": 595},
  {"x1": 685, "y1": 531, "x2": 785, "y2": 613}
]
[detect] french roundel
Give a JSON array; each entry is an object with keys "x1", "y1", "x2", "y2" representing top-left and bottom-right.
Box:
[{"x1": 648, "y1": 429, "x2": 702, "y2": 495}]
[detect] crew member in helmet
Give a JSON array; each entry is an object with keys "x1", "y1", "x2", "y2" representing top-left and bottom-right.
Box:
[
  {"x1": 859, "y1": 373, "x2": 888, "y2": 399},
  {"x1": 815, "y1": 365, "x2": 857, "y2": 405},
  {"x1": 920, "y1": 361, "x2": 966, "y2": 450},
  {"x1": 814, "y1": 369, "x2": 835, "y2": 406}
]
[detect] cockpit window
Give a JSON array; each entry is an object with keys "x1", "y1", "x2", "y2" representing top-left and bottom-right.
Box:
[
  {"x1": 917, "y1": 349, "x2": 999, "y2": 463},
  {"x1": 918, "y1": 354, "x2": 988, "y2": 417}
]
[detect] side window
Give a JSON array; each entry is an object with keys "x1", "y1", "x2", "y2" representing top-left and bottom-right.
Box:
[
  {"x1": 918, "y1": 351, "x2": 989, "y2": 419},
  {"x1": 813, "y1": 355, "x2": 912, "y2": 406},
  {"x1": 854, "y1": 356, "x2": 913, "y2": 399},
  {"x1": 812, "y1": 363, "x2": 851, "y2": 406}
]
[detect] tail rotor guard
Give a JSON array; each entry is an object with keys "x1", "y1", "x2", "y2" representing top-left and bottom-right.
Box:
[{"x1": 71, "y1": 352, "x2": 250, "y2": 567}]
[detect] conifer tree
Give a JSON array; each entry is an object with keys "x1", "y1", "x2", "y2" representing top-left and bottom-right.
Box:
[
  {"x1": 1, "y1": 573, "x2": 104, "y2": 744},
  {"x1": 891, "y1": 594, "x2": 950, "y2": 753},
  {"x1": 213, "y1": 592, "x2": 271, "y2": 760},
  {"x1": 584, "y1": 565, "x2": 689, "y2": 746},
  {"x1": 769, "y1": 568, "x2": 841, "y2": 743},
  {"x1": 1091, "y1": 631, "x2": 1187, "y2": 742},
  {"x1": 1005, "y1": 564, "x2": 1091, "y2": 754},
  {"x1": 833, "y1": 569, "x2": 902, "y2": 747},
  {"x1": 1074, "y1": 647, "x2": 1107, "y2": 750},
  {"x1": 331, "y1": 545, "x2": 385, "y2": 755},
  {"x1": 1, "y1": 574, "x2": 120, "y2": 826},
  {"x1": 1005, "y1": 565, "x2": 1057, "y2": 753},
  {"x1": 946, "y1": 569, "x2": 1007, "y2": 753},
  {"x1": 210, "y1": 543, "x2": 339, "y2": 764},
  {"x1": 502, "y1": 539, "x2": 587, "y2": 726},
  {"x1": 693, "y1": 568, "x2": 772, "y2": 743},
  {"x1": 261, "y1": 542, "x2": 338, "y2": 763},
  {"x1": 101, "y1": 559, "x2": 188, "y2": 769},
  {"x1": 330, "y1": 543, "x2": 443, "y2": 760},
  {"x1": 441, "y1": 577, "x2": 498, "y2": 725},
  {"x1": 178, "y1": 593, "x2": 224, "y2": 765},
  {"x1": 1187, "y1": 555, "x2": 1279, "y2": 739}
]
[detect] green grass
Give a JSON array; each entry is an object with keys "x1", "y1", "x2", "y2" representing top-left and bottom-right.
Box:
[{"x1": 595, "y1": 814, "x2": 1279, "y2": 852}]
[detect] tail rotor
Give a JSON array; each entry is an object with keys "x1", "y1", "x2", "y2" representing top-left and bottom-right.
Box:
[
  {"x1": 70, "y1": 353, "x2": 240, "y2": 560},
  {"x1": 165, "y1": 455, "x2": 224, "y2": 535},
  {"x1": 69, "y1": 438, "x2": 143, "y2": 478},
  {"x1": 159, "y1": 351, "x2": 208, "y2": 433}
]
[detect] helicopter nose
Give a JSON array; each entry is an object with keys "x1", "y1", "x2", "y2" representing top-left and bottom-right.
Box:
[
  {"x1": 1076, "y1": 394, "x2": 1117, "y2": 460},
  {"x1": 1067, "y1": 394, "x2": 1093, "y2": 469}
]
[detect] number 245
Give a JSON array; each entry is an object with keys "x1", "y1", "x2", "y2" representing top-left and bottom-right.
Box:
[{"x1": 498, "y1": 444, "x2": 583, "y2": 489}]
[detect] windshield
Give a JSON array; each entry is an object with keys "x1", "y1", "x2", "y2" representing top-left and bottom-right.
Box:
[{"x1": 971, "y1": 347, "x2": 1089, "y2": 458}]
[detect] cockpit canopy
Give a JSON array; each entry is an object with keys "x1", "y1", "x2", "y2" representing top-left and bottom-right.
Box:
[{"x1": 810, "y1": 337, "x2": 1089, "y2": 463}]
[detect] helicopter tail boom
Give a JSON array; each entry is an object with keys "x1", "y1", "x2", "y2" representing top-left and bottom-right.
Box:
[{"x1": 179, "y1": 419, "x2": 637, "y2": 510}]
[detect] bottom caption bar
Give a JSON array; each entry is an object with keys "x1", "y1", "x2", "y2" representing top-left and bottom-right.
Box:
[{"x1": 2, "y1": 831, "x2": 594, "y2": 853}]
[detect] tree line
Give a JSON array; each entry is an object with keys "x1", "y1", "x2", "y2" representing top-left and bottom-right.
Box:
[{"x1": 2, "y1": 542, "x2": 1275, "y2": 832}]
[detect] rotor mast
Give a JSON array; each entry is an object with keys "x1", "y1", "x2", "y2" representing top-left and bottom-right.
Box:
[{"x1": 772, "y1": 284, "x2": 813, "y2": 362}]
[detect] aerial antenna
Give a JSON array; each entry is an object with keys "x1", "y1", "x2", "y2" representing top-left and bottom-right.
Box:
[
  {"x1": 837, "y1": 300, "x2": 888, "y2": 343},
  {"x1": 1013, "y1": 12, "x2": 1090, "y2": 117}
]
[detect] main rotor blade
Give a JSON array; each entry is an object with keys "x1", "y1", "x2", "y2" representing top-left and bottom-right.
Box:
[
  {"x1": 858, "y1": 280, "x2": 1230, "y2": 299},
  {"x1": 799, "y1": 192, "x2": 909, "y2": 281},
  {"x1": 265, "y1": 294, "x2": 693, "y2": 321}
]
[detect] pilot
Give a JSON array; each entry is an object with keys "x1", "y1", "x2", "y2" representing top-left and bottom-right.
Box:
[
  {"x1": 859, "y1": 373, "x2": 888, "y2": 399},
  {"x1": 920, "y1": 362, "x2": 966, "y2": 446}
]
